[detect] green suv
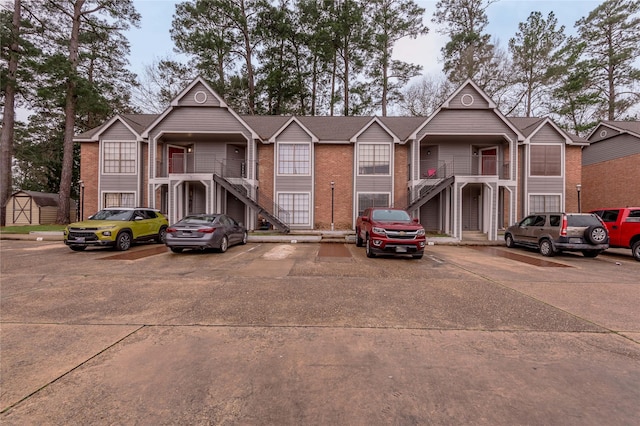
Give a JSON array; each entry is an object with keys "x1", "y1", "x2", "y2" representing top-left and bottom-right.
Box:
[{"x1": 64, "y1": 208, "x2": 169, "y2": 251}]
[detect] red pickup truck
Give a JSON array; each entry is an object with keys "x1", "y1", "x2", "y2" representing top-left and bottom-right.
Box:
[
  {"x1": 591, "y1": 207, "x2": 640, "y2": 261},
  {"x1": 355, "y1": 207, "x2": 426, "y2": 259}
]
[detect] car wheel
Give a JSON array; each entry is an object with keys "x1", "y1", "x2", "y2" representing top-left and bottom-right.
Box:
[
  {"x1": 115, "y1": 231, "x2": 132, "y2": 251},
  {"x1": 170, "y1": 247, "x2": 183, "y2": 253},
  {"x1": 156, "y1": 226, "x2": 167, "y2": 244},
  {"x1": 365, "y1": 236, "x2": 376, "y2": 258},
  {"x1": 355, "y1": 228, "x2": 363, "y2": 247},
  {"x1": 585, "y1": 226, "x2": 607, "y2": 244},
  {"x1": 412, "y1": 251, "x2": 424, "y2": 259},
  {"x1": 582, "y1": 250, "x2": 600, "y2": 258},
  {"x1": 70, "y1": 245, "x2": 86, "y2": 251},
  {"x1": 219, "y1": 235, "x2": 228, "y2": 253},
  {"x1": 539, "y1": 239, "x2": 555, "y2": 257},
  {"x1": 241, "y1": 231, "x2": 248, "y2": 245},
  {"x1": 505, "y1": 233, "x2": 515, "y2": 248},
  {"x1": 632, "y1": 241, "x2": 640, "y2": 261}
]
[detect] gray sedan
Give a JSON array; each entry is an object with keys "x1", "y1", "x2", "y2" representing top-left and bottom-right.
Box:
[{"x1": 165, "y1": 214, "x2": 248, "y2": 253}]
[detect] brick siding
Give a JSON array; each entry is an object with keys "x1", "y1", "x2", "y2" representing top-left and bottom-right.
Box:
[
  {"x1": 582, "y1": 153, "x2": 640, "y2": 211},
  {"x1": 80, "y1": 142, "x2": 99, "y2": 220},
  {"x1": 314, "y1": 144, "x2": 354, "y2": 230}
]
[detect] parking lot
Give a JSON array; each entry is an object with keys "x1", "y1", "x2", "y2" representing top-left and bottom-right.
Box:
[{"x1": 1, "y1": 239, "x2": 639, "y2": 425}]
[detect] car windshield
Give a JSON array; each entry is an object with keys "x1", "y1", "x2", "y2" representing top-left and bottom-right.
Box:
[
  {"x1": 372, "y1": 209, "x2": 411, "y2": 221},
  {"x1": 90, "y1": 209, "x2": 133, "y2": 221},
  {"x1": 178, "y1": 215, "x2": 218, "y2": 225}
]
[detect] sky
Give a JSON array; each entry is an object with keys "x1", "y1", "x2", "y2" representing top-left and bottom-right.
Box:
[{"x1": 126, "y1": 0, "x2": 605, "y2": 79}]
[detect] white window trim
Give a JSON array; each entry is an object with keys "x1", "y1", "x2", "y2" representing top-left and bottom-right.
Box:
[
  {"x1": 527, "y1": 193, "x2": 563, "y2": 215},
  {"x1": 356, "y1": 142, "x2": 393, "y2": 177},
  {"x1": 355, "y1": 191, "x2": 392, "y2": 217},
  {"x1": 276, "y1": 191, "x2": 312, "y2": 227},
  {"x1": 100, "y1": 191, "x2": 137, "y2": 209},
  {"x1": 276, "y1": 142, "x2": 312, "y2": 177},
  {"x1": 101, "y1": 140, "x2": 138, "y2": 175},
  {"x1": 528, "y1": 143, "x2": 564, "y2": 179}
]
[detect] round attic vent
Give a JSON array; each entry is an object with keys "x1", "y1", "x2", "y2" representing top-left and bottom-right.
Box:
[
  {"x1": 599, "y1": 130, "x2": 607, "y2": 138},
  {"x1": 461, "y1": 93, "x2": 474, "y2": 106},
  {"x1": 194, "y1": 90, "x2": 208, "y2": 104}
]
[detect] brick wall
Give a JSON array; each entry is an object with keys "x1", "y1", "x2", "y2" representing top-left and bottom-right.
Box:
[
  {"x1": 564, "y1": 145, "x2": 582, "y2": 212},
  {"x1": 80, "y1": 142, "x2": 99, "y2": 219},
  {"x1": 314, "y1": 144, "x2": 354, "y2": 229},
  {"x1": 582, "y1": 153, "x2": 640, "y2": 211},
  {"x1": 394, "y1": 144, "x2": 409, "y2": 208},
  {"x1": 257, "y1": 142, "x2": 274, "y2": 222}
]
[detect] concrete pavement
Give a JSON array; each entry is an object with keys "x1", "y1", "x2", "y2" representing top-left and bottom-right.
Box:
[{"x1": 1, "y1": 239, "x2": 639, "y2": 424}]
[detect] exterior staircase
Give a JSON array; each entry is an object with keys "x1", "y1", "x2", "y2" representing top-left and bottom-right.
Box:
[
  {"x1": 405, "y1": 176, "x2": 455, "y2": 213},
  {"x1": 213, "y1": 174, "x2": 290, "y2": 233}
]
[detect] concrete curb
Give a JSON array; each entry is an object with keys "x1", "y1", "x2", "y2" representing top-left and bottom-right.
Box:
[{"x1": 0, "y1": 231, "x2": 506, "y2": 246}]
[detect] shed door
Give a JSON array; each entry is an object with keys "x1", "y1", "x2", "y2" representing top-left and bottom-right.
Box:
[{"x1": 12, "y1": 194, "x2": 33, "y2": 224}]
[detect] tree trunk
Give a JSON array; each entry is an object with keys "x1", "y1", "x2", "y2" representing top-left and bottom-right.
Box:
[
  {"x1": 56, "y1": 0, "x2": 84, "y2": 224},
  {"x1": 0, "y1": 0, "x2": 21, "y2": 226}
]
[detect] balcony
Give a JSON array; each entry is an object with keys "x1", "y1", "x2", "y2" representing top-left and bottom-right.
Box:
[
  {"x1": 156, "y1": 153, "x2": 247, "y2": 179},
  {"x1": 419, "y1": 155, "x2": 510, "y2": 180}
]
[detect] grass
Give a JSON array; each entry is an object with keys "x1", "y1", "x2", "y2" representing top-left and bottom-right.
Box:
[{"x1": 0, "y1": 224, "x2": 66, "y2": 234}]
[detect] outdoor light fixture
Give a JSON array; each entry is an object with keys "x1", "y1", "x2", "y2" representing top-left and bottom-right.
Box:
[
  {"x1": 576, "y1": 184, "x2": 582, "y2": 213},
  {"x1": 331, "y1": 181, "x2": 335, "y2": 231}
]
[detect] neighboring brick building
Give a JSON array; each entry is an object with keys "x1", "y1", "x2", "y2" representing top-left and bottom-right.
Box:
[
  {"x1": 582, "y1": 121, "x2": 640, "y2": 212},
  {"x1": 74, "y1": 77, "x2": 587, "y2": 241}
]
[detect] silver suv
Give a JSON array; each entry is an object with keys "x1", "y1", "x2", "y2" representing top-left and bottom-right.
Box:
[{"x1": 504, "y1": 213, "x2": 609, "y2": 257}]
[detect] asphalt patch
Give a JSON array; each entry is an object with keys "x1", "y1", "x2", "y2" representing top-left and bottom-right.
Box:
[
  {"x1": 471, "y1": 246, "x2": 571, "y2": 267},
  {"x1": 101, "y1": 245, "x2": 169, "y2": 260},
  {"x1": 317, "y1": 243, "x2": 352, "y2": 258}
]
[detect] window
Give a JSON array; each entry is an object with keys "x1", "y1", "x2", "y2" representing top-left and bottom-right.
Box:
[
  {"x1": 104, "y1": 193, "x2": 135, "y2": 208},
  {"x1": 358, "y1": 144, "x2": 390, "y2": 175},
  {"x1": 278, "y1": 144, "x2": 310, "y2": 175},
  {"x1": 103, "y1": 142, "x2": 136, "y2": 174},
  {"x1": 358, "y1": 193, "x2": 390, "y2": 216},
  {"x1": 529, "y1": 195, "x2": 560, "y2": 213},
  {"x1": 277, "y1": 193, "x2": 310, "y2": 225},
  {"x1": 530, "y1": 145, "x2": 561, "y2": 176}
]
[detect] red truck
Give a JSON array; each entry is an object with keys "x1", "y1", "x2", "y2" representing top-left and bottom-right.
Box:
[
  {"x1": 355, "y1": 207, "x2": 426, "y2": 259},
  {"x1": 591, "y1": 207, "x2": 640, "y2": 261}
]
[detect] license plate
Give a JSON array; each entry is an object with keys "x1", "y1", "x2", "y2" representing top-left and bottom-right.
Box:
[
  {"x1": 569, "y1": 238, "x2": 582, "y2": 244},
  {"x1": 395, "y1": 246, "x2": 408, "y2": 253},
  {"x1": 75, "y1": 237, "x2": 85, "y2": 243}
]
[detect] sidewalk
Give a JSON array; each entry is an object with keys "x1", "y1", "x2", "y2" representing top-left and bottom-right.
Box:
[{"x1": 0, "y1": 230, "x2": 503, "y2": 246}]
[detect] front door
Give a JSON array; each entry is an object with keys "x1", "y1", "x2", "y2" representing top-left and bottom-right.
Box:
[
  {"x1": 168, "y1": 146, "x2": 185, "y2": 174},
  {"x1": 462, "y1": 185, "x2": 481, "y2": 231},
  {"x1": 480, "y1": 148, "x2": 497, "y2": 175}
]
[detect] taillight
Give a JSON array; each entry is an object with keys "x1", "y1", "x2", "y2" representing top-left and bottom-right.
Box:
[
  {"x1": 560, "y1": 215, "x2": 568, "y2": 236},
  {"x1": 166, "y1": 227, "x2": 177, "y2": 233},
  {"x1": 197, "y1": 227, "x2": 216, "y2": 233}
]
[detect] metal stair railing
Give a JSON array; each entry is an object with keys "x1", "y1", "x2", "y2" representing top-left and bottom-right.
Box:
[
  {"x1": 405, "y1": 164, "x2": 454, "y2": 213},
  {"x1": 212, "y1": 173, "x2": 290, "y2": 233}
]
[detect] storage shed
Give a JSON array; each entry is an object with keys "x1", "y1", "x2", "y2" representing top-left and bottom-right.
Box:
[{"x1": 4, "y1": 190, "x2": 77, "y2": 226}]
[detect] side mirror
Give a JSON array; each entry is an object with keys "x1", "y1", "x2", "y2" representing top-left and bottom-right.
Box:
[
  {"x1": 412, "y1": 218, "x2": 419, "y2": 223},
  {"x1": 134, "y1": 216, "x2": 143, "y2": 221},
  {"x1": 360, "y1": 216, "x2": 370, "y2": 223}
]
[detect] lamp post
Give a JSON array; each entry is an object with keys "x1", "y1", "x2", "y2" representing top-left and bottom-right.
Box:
[
  {"x1": 576, "y1": 183, "x2": 582, "y2": 213},
  {"x1": 79, "y1": 180, "x2": 85, "y2": 220},
  {"x1": 330, "y1": 181, "x2": 335, "y2": 231}
]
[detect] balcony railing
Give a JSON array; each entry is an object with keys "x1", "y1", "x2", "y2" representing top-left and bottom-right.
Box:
[
  {"x1": 419, "y1": 156, "x2": 510, "y2": 180},
  {"x1": 157, "y1": 154, "x2": 247, "y2": 178}
]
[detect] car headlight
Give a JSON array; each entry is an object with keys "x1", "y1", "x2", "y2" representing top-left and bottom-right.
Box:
[
  {"x1": 96, "y1": 226, "x2": 115, "y2": 237},
  {"x1": 372, "y1": 226, "x2": 386, "y2": 236},
  {"x1": 416, "y1": 229, "x2": 425, "y2": 236}
]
